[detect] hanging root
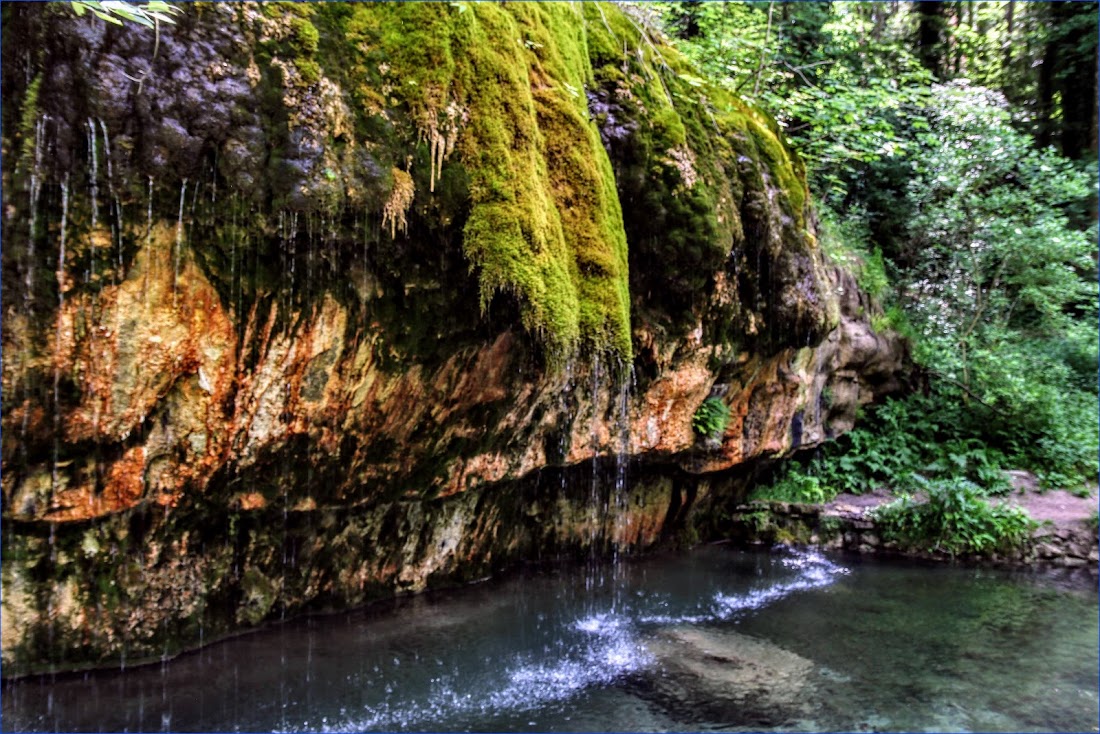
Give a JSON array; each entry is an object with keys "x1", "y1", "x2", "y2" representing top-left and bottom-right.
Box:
[{"x1": 382, "y1": 167, "x2": 415, "y2": 239}]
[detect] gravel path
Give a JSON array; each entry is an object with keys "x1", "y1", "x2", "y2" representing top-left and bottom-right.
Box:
[{"x1": 823, "y1": 472, "x2": 1098, "y2": 531}]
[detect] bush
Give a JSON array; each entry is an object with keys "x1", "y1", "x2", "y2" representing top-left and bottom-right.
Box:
[
  {"x1": 873, "y1": 477, "x2": 1037, "y2": 556},
  {"x1": 817, "y1": 205, "x2": 891, "y2": 299},
  {"x1": 750, "y1": 468, "x2": 833, "y2": 504},
  {"x1": 692, "y1": 397, "x2": 730, "y2": 439}
]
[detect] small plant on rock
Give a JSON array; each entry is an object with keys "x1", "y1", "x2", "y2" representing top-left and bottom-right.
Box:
[
  {"x1": 750, "y1": 468, "x2": 834, "y2": 505},
  {"x1": 692, "y1": 397, "x2": 730, "y2": 440}
]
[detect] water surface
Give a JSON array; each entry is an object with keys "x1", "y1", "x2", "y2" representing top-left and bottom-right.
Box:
[{"x1": 4, "y1": 547, "x2": 1097, "y2": 732}]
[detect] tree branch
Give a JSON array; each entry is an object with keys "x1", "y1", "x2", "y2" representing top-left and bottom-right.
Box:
[{"x1": 927, "y1": 369, "x2": 1008, "y2": 416}]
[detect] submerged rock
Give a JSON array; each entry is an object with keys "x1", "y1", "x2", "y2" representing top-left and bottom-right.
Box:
[{"x1": 640, "y1": 626, "x2": 815, "y2": 725}]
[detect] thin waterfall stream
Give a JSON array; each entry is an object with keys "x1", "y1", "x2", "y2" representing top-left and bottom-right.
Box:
[
  {"x1": 3, "y1": 548, "x2": 1095, "y2": 733},
  {"x1": 3, "y1": 6, "x2": 1097, "y2": 734}
]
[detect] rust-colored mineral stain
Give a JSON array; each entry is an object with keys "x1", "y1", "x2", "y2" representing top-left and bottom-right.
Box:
[
  {"x1": 233, "y1": 492, "x2": 267, "y2": 511},
  {"x1": 103, "y1": 446, "x2": 146, "y2": 510},
  {"x1": 41, "y1": 447, "x2": 146, "y2": 522}
]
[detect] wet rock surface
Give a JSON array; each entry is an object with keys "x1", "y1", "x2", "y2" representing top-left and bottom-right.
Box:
[
  {"x1": 0, "y1": 4, "x2": 908, "y2": 675},
  {"x1": 639, "y1": 626, "x2": 815, "y2": 725}
]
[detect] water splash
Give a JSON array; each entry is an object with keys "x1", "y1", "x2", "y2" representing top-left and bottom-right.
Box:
[
  {"x1": 297, "y1": 547, "x2": 845, "y2": 733},
  {"x1": 639, "y1": 548, "x2": 848, "y2": 626}
]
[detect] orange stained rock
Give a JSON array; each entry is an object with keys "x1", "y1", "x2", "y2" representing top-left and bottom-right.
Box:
[
  {"x1": 232, "y1": 492, "x2": 268, "y2": 511},
  {"x1": 42, "y1": 446, "x2": 146, "y2": 522}
]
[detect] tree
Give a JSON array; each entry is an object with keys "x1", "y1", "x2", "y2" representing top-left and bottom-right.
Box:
[
  {"x1": 1047, "y1": 1, "x2": 1098, "y2": 160},
  {"x1": 916, "y1": 1, "x2": 950, "y2": 79}
]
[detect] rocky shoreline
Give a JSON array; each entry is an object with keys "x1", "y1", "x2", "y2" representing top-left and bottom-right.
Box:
[{"x1": 727, "y1": 486, "x2": 1099, "y2": 570}]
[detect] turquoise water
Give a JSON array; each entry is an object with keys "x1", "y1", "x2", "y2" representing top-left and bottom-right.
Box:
[{"x1": 3, "y1": 547, "x2": 1097, "y2": 732}]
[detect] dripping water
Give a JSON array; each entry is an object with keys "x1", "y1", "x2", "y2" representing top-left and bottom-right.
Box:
[
  {"x1": 290, "y1": 212, "x2": 299, "y2": 302},
  {"x1": 188, "y1": 174, "x2": 200, "y2": 236},
  {"x1": 86, "y1": 119, "x2": 98, "y2": 285},
  {"x1": 558, "y1": 359, "x2": 576, "y2": 514},
  {"x1": 306, "y1": 213, "x2": 314, "y2": 293},
  {"x1": 610, "y1": 362, "x2": 635, "y2": 582},
  {"x1": 50, "y1": 175, "x2": 70, "y2": 502},
  {"x1": 144, "y1": 176, "x2": 154, "y2": 302},
  {"x1": 230, "y1": 194, "x2": 237, "y2": 319},
  {"x1": 20, "y1": 115, "x2": 46, "y2": 452},
  {"x1": 25, "y1": 115, "x2": 45, "y2": 306},
  {"x1": 173, "y1": 179, "x2": 187, "y2": 309},
  {"x1": 98, "y1": 119, "x2": 123, "y2": 276},
  {"x1": 585, "y1": 354, "x2": 604, "y2": 596},
  {"x1": 278, "y1": 210, "x2": 285, "y2": 303}
]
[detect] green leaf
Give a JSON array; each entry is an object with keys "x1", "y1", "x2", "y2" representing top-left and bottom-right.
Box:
[{"x1": 92, "y1": 9, "x2": 124, "y2": 25}]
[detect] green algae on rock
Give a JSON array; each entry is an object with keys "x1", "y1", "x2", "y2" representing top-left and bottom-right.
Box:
[
  {"x1": 335, "y1": 2, "x2": 631, "y2": 359},
  {"x1": 0, "y1": 2, "x2": 908, "y2": 676}
]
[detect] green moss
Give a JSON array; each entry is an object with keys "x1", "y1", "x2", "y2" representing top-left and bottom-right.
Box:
[
  {"x1": 262, "y1": 1, "x2": 314, "y2": 20},
  {"x1": 237, "y1": 567, "x2": 276, "y2": 626},
  {"x1": 650, "y1": 107, "x2": 687, "y2": 149},
  {"x1": 18, "y1": 73, "x2": 41, "y2": 169},
  {"x1": 335, "y1": 2, "x2": 630, "y2": 361},
  {"x1": 324, "y1": 2, "x2": 808, "y2": 360},
  {"x1": 289, "y1": 16, "x2": 319, "y2": 56},
  {"x1": 294, "y1": 57, "x2": 320, "y2": 84}
]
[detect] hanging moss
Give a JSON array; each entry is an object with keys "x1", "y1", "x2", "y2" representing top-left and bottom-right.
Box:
[
  {"x1": 17, "y1": 73, "x2": 41, "y2": 170},
  {"x1": 309, "y1": 2, "x2": 813, "y2": 359},
  {"x1": 330, "y1": 2, "x2": 631, "y2": 361}
]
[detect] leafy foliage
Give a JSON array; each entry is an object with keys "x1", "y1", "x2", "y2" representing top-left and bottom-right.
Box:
[
  {"x1": 897, "y1": 83, "x2": 1098, "y2": 488},
  {"x1": 872, "y1": 477, "x2": 1037, "y2": 557},
  {"x1": 752, "y1": 393, "x2": 1021, "y2": 506},
  {"x1": 692, "y1": 397, "x2": 730, "y2": 440},
  {"x1": 749, "y1": 469, "x2": 832, "y2": 505},
  {"x1": 668, "y1": 7, "x2": 1098, "y2": 497},
  {"x1": 70, "y1": 1, "x2": 180, "y2": 28},
  {"x1": 817, "y1": 204, "x2": 889, "y2": 298}
]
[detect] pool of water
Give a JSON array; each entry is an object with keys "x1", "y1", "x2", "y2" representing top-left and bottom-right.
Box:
[{"x1": 4, "y1": 546, "x2": 1097, "y2": 732}]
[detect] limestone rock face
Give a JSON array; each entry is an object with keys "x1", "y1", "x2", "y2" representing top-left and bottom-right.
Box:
[{"x1": 0, "y1": 3, "x2": 908, "y2": 674}]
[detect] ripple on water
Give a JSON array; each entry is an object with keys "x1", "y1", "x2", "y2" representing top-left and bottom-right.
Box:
[{"x1": 302, "y1": 548, "x2": 845, "y2": 733}]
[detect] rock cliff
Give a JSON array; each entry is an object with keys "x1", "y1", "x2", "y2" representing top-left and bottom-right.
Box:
[{"x1": 0, "y1": 2, "x2": 907, "y2": 675}]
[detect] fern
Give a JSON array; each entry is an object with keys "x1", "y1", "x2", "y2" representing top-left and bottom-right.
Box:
[{"x1": 692, "y1": 397, "x2": 730, "y2": 439}]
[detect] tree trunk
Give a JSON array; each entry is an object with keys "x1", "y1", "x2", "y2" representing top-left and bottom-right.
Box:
[
  {"x1": 872, "y1": 1, "x2": 887, "y2": 41},
  {"x1": 1002, "y1": 0, "x2": 1014, "y2": 77},
  {"x1": 916, "y1": 1, "x2": 949, "y2": 79},
  {"x1": 1036, "y1": 4, "x2": 1058, "y2": 150},
  {"x1": 1051, "y1": 0, "x2": 1099, "y2": 160},
  {"x1": 952, "y1": 1, "x2": 963, "y2": 77},
  {"x1": 753, "y1": 1, "x2": 775, "y2": 97}
]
